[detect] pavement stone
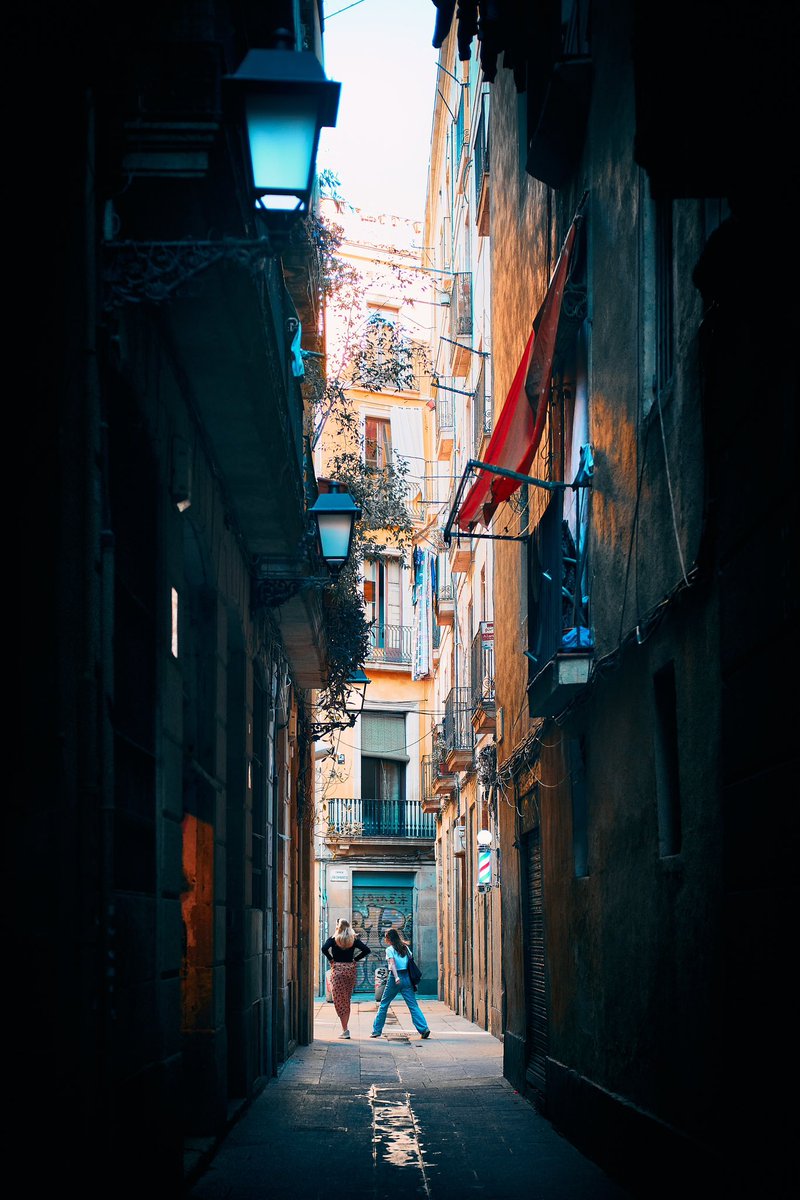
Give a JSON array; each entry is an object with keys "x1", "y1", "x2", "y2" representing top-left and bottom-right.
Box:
[{"x1": 184, "y1": 998, "x2": 633, "y2": 1199}]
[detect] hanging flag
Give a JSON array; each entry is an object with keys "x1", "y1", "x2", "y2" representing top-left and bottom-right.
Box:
[{"x1": 456, "y1": 216, "x2": 581, "y2": 531}]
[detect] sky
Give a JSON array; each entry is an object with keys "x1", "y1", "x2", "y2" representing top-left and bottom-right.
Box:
[{"x1": 318, "y1": 0, "x2": 441, "y2": 220}]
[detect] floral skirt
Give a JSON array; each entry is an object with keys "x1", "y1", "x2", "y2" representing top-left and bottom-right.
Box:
[{"x1": 329, "y1": 962, "x2": 357, "y2": 1023}]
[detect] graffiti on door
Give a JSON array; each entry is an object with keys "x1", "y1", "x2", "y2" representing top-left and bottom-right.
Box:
[{"x1": 352, "y1": 886, "x2": 413, "y2": 993}]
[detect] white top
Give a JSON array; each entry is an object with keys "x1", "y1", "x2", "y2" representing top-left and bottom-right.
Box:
[{"x1": 386, "y1": 946, "x2": 409, "y2": 970}]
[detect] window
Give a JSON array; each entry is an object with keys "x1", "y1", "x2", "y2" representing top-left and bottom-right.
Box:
[
  {"x1": 353, "y1": 307, "x2": 415, "y2": 392},
  {"x1": 364, "y1": 416, "x2": 392, "y2": 469}
]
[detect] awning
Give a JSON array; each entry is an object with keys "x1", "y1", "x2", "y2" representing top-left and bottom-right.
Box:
[{"x1": 456, "y1": 214, "x2": 581, "y2": 532}]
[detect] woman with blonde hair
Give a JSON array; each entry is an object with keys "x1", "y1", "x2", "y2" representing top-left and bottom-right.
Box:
[
  {"x1": 321, "y1": 917, "x2": 371, "y2": 1039},
  {"x1": 371, "y1": 926, "x2": 430, "y2": 1040}
]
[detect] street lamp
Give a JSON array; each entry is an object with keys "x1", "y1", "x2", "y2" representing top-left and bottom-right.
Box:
[
  {"x1": 344, "y1": 668, "x2": 371, "y2": 721},
  {"x1": 225, "y1": 41, "x2": 340, "y2": 219},
  {"x1": 309, "y1": 482, "x2": 362, "y2": 578},
  {"x1": 254, "y1": 480, "x2": 360, "y2": 608}
]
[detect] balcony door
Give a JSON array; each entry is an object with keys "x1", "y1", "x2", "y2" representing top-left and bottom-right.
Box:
[
  {"x1": 366, "y1": 556, "x2": 404, "y2": 661},
  {"x1": 361, "y1": 711, "x2": 408, "y2": 834}
]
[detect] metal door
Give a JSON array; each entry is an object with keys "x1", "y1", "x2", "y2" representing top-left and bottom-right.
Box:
[
  {"x1": 352, "y1": 885, "x2": 413, "y2": 995},
  {"x1": 524, "y1": 825, "x2": 549, "y2": 1103}
]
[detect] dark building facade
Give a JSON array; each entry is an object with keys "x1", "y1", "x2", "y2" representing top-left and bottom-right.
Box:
[
  {"x1": 432, "y1": 1, "x2": 798, "y2": 1197},
  {"x1": 11, "y1": 2, "x2": 339, "y2": 1192}
]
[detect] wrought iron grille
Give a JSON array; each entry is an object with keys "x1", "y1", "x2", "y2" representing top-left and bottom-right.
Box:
[
  {"x1": 367, "y1": 623, "x2": 412, "y2": 665},
  {"x1": 444, "y1": 687, "x2": 475, "y2": 754},
  {"x1": 435, "y1": 389, "x2": 454, "y2": 440},
  {"x1": 422, "y1": 754, "x2": 435, "y2": 804},
  {"x1": 470, "y1": 627, "x2": 495, "y2": 711},
  {"x1": 326, "y1": 797, "x2": 436, "y2": 838},
  {"x1": 449, "y1": 273, "x2": 472, "y2": 340},
  {"x1": 473, "y1": 360, "x2": 492, "y2": 454},
  {"x1": 474, "y1": 92, "x2": 490, "y2": 206},
  {"x1": 527, "y1": 490, "x2": 565, "y2": 673}
]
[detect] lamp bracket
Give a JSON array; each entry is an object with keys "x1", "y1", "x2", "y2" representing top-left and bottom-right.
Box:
[
  {"x1": 308, "y1": 715, "x2": 356, "y2": 743},
  {"x1": 102, "y1": 237, "x2": 275, "y2": 310},
  {"x1": 443, "y1": 455, "x2": 593, "y2": 545},
  {"x1": 253, "y1": 574, "x2": 331, "y2": 609}
]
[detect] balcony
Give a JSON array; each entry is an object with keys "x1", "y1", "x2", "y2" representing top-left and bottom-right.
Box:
[
  {"x1": 443, "y1": 687, "x2": 475, "y2": 773},
  {"x1": 432, "y1": 618, "x2": 442, "y2": 664},
  {"x1": 325, "y1": 797, "x2": 436, "y2": 840},
  {"x1": 473, "y1": 361, "x2": 492, "y2": 457},
  {"x1": 449, "y1": 534, "x2": 472, "y2": 574},
  {"x1": 434, "y1": 388, "x2": 454, "y2": 459},
  {"x1": 431, "y1": 745, "x2": 457, "y2": 798},
  {"x1": 474, "y1": 91, "x2": 491, "y2": 236},
  {"x1": 367, "y1": 623, "x2": 412, "y2": 666},
  {"x1": 448, "y1": 273, "x2": 473, "y2": 377},
  {"x1": 435, "y1": 581, "x2": 455, "y2": 627},
  {"x1": 527, "y1": 489, "x2": 594, "y2": 718},
  {"x1": 454, "y1": 86, "x2": 470, "y2": 195},
  {"x1": 421, "y1": 754, "x2": 442, "y2": 814},
  {"x1": 471, "y1": 625, "x2": 495, "y2": 734}
]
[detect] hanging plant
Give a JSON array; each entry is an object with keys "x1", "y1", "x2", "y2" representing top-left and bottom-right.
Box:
[{"x1": 298, "y1": 179, "x2": 430, "y2": 723}]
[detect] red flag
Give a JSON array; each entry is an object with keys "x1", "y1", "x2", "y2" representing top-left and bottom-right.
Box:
[{"x1": 456, "y1": 219, "x2": 579, "y2": 530}]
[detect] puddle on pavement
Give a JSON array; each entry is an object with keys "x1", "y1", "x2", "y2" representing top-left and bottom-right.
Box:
[{"x1": 368, "y1": 1084, "x2": 431, "y2": 1195}]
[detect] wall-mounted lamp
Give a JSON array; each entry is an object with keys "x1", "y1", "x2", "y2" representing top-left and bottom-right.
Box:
[
  {"x1": 477, "y1": 828, "x2": 493, "y2": 848},
  {"x1": 309, "y1": 481, "x2": 361, "y2": 578},
  {"x1": 224, "y1": 36, "x2": 340, "y2": 223},
  {"x1": 104, "y1": 36, "x2": 341, "y2": 307},
  {"x1": 254, "y1": 479, "x2": 361, "y2": 608},
  {"x1": 343, "y1": 667, "x2": 371, "y2": 717}
]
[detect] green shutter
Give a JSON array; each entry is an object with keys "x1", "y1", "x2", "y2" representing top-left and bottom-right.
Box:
[{"x1": 361, "y1": 712, "x2": 408, "y2": 761}]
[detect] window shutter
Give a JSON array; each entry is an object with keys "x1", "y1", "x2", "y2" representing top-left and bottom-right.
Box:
[{"x1": 361, "y1": 712, "x2": 408, "y2": 761}]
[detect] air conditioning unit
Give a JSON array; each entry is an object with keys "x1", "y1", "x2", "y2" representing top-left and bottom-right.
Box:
[{"x1": 453, "y1": 825, "x2": 466, "y2": 854}]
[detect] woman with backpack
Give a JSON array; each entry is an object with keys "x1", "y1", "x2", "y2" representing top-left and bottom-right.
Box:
[{"x1": 371, "y1": 926, "x2": 430, "y2": 1040}]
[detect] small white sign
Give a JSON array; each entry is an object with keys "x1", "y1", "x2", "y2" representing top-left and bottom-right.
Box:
[{"x1": 329, "y1": 868, "x2": 349, "y2": 882}]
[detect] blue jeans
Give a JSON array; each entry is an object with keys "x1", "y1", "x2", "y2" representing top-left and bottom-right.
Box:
[{"x1": 372, "y1": 970, "x2": 429, "y2": 1035}]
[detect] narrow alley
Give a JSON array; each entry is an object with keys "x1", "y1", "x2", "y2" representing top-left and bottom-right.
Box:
[{"x1": 184, "y1": 998, "x2": 631, "y2": 1200}]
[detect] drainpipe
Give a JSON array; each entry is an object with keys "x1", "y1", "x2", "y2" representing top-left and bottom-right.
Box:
[{"x1": 320, "y1": 859, "x2": 329, "y2": 999}]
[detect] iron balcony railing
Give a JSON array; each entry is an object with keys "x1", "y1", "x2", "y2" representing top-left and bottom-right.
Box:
[
  {"x1": 427, "y1": 732, "x2": 453, "y2": 784},
  {"x1": 473, "y1": 360, "x2": 492, "y2": 454},
  {"x1": 443, "y1": 687, "x2": 475, "y2": 754},
  {"x1": 326, "y1": 797, "x2": 436, "y2": 839},
  {"x1": 367, "y1": 623, "x2": 412, "y2": 665},
  {"x1": 528, "y1": 491, "x2": 565, "y2": 674},
  {"x1": 470, "y1": 627, "x2": 495, "y2": 711},
  {"x1": 435, "y1": 389, "x2": 454, "y2": 441},
  {"x1": 474, "y1": 92, "x2": 490, "y2": 207},
  {"x1": 437, "y1": 581, "x2": 454, "y2": 604},
  {"x1": 422, "y1": 754, "x2": 435, "y2": 804},
  {"x1": 449, "y1": 273, "x2": 472, "y2": 340},
  {"x1": 455, "y1": 86, "x2": 467, "y2": 163},
  {"x1": 528, "y1": 487, "x2": 592, "y2": 675}
]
